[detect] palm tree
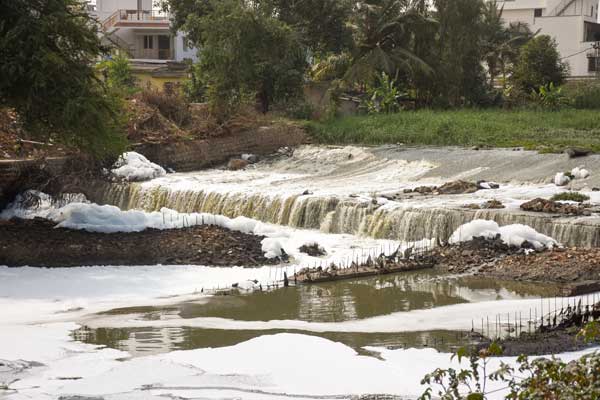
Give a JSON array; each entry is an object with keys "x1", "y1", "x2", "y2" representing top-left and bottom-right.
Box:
[{"x1": 343, "y1": 0, "x2": 434, "y2": 86}]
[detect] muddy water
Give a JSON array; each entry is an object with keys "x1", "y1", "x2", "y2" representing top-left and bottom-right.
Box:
[{"x1": 77, "y1": 270, "x2": 562, "y2": 356}]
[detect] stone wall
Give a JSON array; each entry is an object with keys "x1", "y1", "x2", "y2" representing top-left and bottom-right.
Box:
[
  {"x1": 0, "y1": 157, "x2": 70, "y2": 208},
  {"x1": 135, "y1": 124, "x2": 307, "y2": 172}
]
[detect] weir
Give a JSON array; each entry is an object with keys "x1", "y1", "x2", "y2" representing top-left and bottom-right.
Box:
[{"x1": 87, "y1": 181, "x2": 600, "y2": 248}]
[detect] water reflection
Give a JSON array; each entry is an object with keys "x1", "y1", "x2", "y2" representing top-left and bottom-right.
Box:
[{"x1": 77, "y1": 271, "x2": 562, "y2": 356}]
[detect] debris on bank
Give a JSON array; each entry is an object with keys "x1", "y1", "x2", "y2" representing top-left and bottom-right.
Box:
[
  {"x1": 294, "y1": 247, "x2": 434, "y2": 284},
  {"x1": 402, "y1": 180, "x2": 500, "y2": 196},
  {"x1": 520, "y1": 197, "x2": 591, "y2": 215}
]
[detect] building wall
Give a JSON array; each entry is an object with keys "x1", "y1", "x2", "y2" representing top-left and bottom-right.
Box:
[
  {"x1": 95, "y1": 0, "x2": 153, "y2": 21},
  {"x1": 174, "y1": 33, "x2": 199, "y2": 62},
  {"x1": 499, "y1": 0, "x2": 600, "y2": 77}
]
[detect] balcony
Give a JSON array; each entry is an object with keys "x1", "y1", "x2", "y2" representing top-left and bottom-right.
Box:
[
  {"x1": 131, "y1": 48, "x2": 174, "y2": 61},
  {"x1": 102, "y1": 9, "x2": 170, "y2": 31}
]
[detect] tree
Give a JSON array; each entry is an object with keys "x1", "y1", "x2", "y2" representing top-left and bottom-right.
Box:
[
  {"x1": 0, "y1": 0, "x2": 126, "y2": 158},
  {"x1": 512, "y1": 35, "x2": 568, "y2": 92},
  {"x1": 344, "y1": 0, "x2": 434, "y2": 87},
  {"x1": 190, "y1": 0, "x2": 307, "y2": 116},
  {"x1": 433, "y1": 0, "x2": 488, "y2": 107}
]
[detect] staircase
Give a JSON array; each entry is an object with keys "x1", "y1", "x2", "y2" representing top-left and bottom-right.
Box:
[
  {"x1": 549, "y1": 0, "x2": 577, "y2": 16},
  {"x1": 102, "y1": 28, "x2": 134, "y2": 58}
]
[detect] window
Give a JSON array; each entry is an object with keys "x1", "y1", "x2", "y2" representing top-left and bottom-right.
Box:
[
  {"x1": 143, "y1": 35, "x2": 153, "y2": 49},
  {"x1": 182, "y1": 36, "x2": 189, "y2": 52},
  {"x1": 534, "y1": 8, "x2": 542, "y2": 17},
  {"x1": 589, "y1": 57, "x2": 598, "y2": 72}
]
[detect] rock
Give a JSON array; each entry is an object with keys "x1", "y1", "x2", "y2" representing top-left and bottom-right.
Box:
[
  {"x1": 241, "y1": 153, "x2": 259, "y2": 163},
  {"x1": 403, "y1": 188, "x2": 414, "y2": 193},
  {"x1": 463, "y1": 199, "x2": 505, "y2": 210},
  {"x1": 227, "y1": 158, "x2": 249, "y2": 171},
  {"x1": 413, "y1": 186, "x2": 435, "y2": 194},
  {"x1": 593, "y1": 188, "x2": 600, "y2": 192},
  {"x1": 301, "y1": 190, "x2": 313, "y2": 196},
  {"x1": 565, "y1": 147, "x2": 592, "y2": 158},
  {"x1": 436, "y1": 180, "x2": 479, "y2": 195},
  {"x1": 298, "y1": 242, "x2": 327, "y2": 257},
  {"x1": 520, "y1": 198, "x2": 589, "y2": 216}
]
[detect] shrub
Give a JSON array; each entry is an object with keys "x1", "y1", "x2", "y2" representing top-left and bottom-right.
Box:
[
  {"x1": 97, "y1": 55, "x2": 136, "y2": 93},
  {"x1": 512, "y1": 35, "x2": 568, "y2": 92},
  {"x1": 531, "y1": 82, "x2": 570, "y2": 110},
  {"x1": 573, "y1": 85, "x2": 600, "y2": 109},
  {"x1": 550, "y1": 192, "x2": 590, "y2": 202},
  {"x1": 139, "y1": 89, "x2": 191, "y2": 126},
  {"x1": 364, "y1": 72, "x2": 402, "y2": 114}
]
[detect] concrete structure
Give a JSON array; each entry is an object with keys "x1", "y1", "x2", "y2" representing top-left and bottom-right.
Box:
[
  {"x1": 90, "y1": 0, "x2": 198, "y2": 63},
  {"x1": 496, "y1": 0, "x2": 600, "y2": 77}
]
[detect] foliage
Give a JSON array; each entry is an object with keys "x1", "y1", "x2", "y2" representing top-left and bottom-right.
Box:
[
  {"x1": 307, "y1": 109, "x2": 600, "y2": 152},
  {"x1": 97, "y1": 55, "x2": 137, "y2": 93},
  {"x1": 418, "y1": 323, "x2": 600, "y2": 400},
  {"x1": 139, "y1": 88, "x2": 192, "y2": 126},
  {"x1": 311, "y1": 53, "x2": 353, "y2": 82},
  {"x1": 512, "y1": 35, "x2": 568, "y2": 92},
  {"x1": 531, "y1": 83, "x2": 570, "y2": 110},
  {"x1": 260, "y1": 0, "x2": 354, "y2": 55},
  {"x1": 182, "y1": 62, "x2": 206, "y2": 103},
  {"x1": 571, "y1": 84, "x2": 600, "y2": 110},
  {"x1": 0, "y1": 0, "x2": 127, "y2": 158},
  {"x1": 481, "y1": 2, "x2": 536, "y2": 88},
  {"x1": 550, "y1": 192, "x2": 590, "y2": 203},
  {"x1": 364, "y1": 72, "x2": 402, "y2": 114},
  {"x1": 178, "y1": 0, "x2": 307, "y2": 118},
  {"x1": 342, "y1": 0, "x2": 434, "y2": 87}
]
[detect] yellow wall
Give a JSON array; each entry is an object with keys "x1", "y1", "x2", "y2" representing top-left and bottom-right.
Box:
[{"x1": 133, "y1": 72, "x2": 186, "y2": 91}]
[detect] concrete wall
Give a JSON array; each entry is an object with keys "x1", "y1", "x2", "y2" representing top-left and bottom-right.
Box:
[{"x1": 134, "y1": 125, "x2": 307, "y2": 172}]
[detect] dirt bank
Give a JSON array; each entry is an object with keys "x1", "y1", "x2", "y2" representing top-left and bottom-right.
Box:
[
  {"x1": 432, "y1": 238, "x2": 600, "y2": 294},
  {"x1": 0, "y1": 218, "x2": 278, "y2": 267}
]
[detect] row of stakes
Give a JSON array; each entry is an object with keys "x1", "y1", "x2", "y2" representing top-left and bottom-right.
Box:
[
  {"x1": 196, "y1": 240, "x2": 435, "y2": 294},
  {"x1": 471, "y1": 293, "x2": 600, "y2": 340}
]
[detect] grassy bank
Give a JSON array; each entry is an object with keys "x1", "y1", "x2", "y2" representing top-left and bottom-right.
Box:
[{"x1": 307, "y1": 109, "x2": 600, "y2": 152}]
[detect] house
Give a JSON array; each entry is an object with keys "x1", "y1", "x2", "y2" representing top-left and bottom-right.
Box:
[
  {"x1": 89, "y1": 0, "x2": 198, "y2": 89},
  {"x1": 495, "y1": 0, "x2": 600, "y2": 77}
]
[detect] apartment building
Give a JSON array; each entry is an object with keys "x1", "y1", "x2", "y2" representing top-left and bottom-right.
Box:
[{"x1": 496, "y1": 0, "x2": 600, "y2": 77}]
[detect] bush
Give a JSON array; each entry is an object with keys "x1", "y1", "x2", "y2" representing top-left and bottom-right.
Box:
[
  {"x1": 97, "y1": 55, "x2": 136, "y2": 93},
  {"x1": 550, "y1": 192, "x2": 590, "y2": 202},
  {"x1": 512, "y1": 35, "x2": 568, "y2": 92},
  {"x1": 364, "y1": 72, "x2": 402, "y2": 114},
  {"x1": 531, "y1": 83, "x2": 570, "y2": 110},
  {"x1": 573, "y1": 85, "x2": 600, "y2": 110},
  {"x1": 139, "y1": 89, "x2": 191, "y2": 126}
]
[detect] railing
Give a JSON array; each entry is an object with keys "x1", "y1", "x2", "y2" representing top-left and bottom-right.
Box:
[
  {"x1": 549, "y1": 0, "x2": 577, "y2": 16},
  {"x1": 102, "y1": 9, "x2": 170, "y2": 30},
  {"x1": 131, "y1": 48, "x2": 174, "y2": 60}
]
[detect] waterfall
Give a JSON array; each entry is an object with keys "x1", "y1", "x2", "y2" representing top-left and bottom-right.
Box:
[{"x1": 87, "y1": 181, "x2": 600, "y2": 248}]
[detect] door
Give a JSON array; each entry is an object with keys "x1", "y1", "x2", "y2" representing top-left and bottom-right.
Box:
[{"x1": 158, "y1": 35, "x2": 171, "y2": 60}]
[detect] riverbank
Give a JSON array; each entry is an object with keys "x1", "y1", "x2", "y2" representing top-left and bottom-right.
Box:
[
  {"x1": 432, "y1": 237, "x2": 600, "y2": 295},
  {"x1": 0, "y1": 218, "x2": 277, "y2": 267},
  {"x1": 307, "y1": 109, "x2": 600, "y2": 153}
]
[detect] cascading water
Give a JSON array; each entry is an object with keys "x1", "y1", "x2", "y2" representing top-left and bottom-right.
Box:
[
  {"x1": 81, "y1": 145, "x2": 600, "y2": 248},
  {"x1": 88, "y1": 181, "x2": 600, "y2": 247}
]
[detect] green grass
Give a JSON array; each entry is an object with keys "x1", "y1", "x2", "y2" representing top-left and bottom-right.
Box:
[
  {"x1": 306, "y1": 109, "x2": 600, "y2": 152},
  {"x1": 550, "y1": 192, "x2": 590, "y2": 203}
]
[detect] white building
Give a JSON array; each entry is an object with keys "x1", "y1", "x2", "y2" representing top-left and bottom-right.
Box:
[
  {"x1": 91, "y1": 0, "x2": 198, "y2": 63},
  {"x1": 496, "y1": 0, "x2": 600, "y2": 77}
]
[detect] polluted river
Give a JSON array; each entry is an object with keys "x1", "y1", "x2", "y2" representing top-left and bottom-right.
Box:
[{"x1": 2, "y1": 145, "x2": 600, "y2": 399}]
